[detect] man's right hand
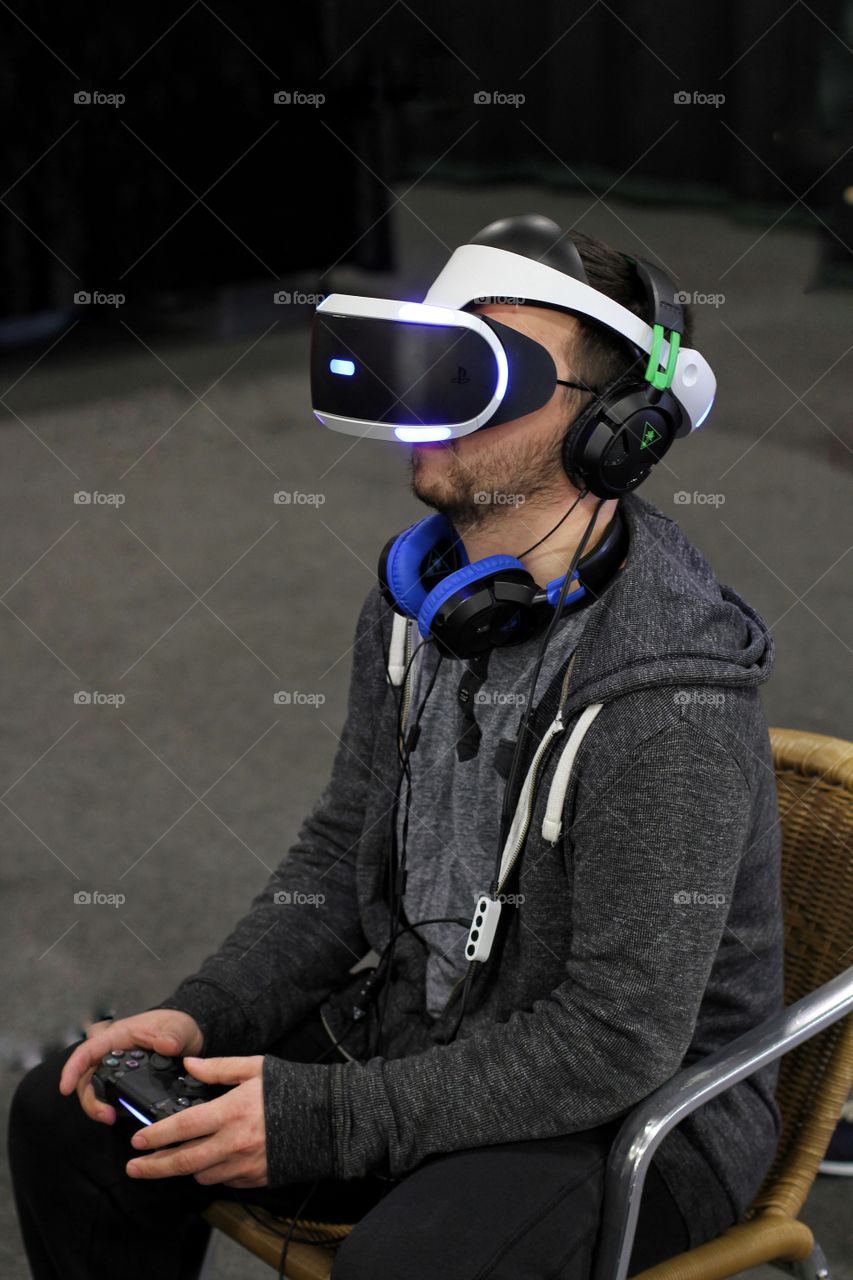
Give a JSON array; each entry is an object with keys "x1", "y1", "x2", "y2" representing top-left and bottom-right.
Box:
[{"x1": 59, "y1": 1009, "x2": 204, "y2": 1124}]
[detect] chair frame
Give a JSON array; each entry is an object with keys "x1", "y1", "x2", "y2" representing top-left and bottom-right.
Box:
[
  {"x1": 203, "y1": 726, "x2": 853, "y2": 1280},
  {"x1": 592, "y1": 964, "x2": 853, "y2": 1280}
]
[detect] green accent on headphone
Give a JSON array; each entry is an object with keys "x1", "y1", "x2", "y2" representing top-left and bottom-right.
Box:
[
  {"x1": 645, "y1": 324, "x2": 681, "y2": 390},
  {"x1": 639, "y1": 421, "x2": 662, "y2": 450}
]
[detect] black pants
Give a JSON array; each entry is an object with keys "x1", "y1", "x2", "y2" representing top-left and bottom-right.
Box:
[{"x1": 8, "y1": 1009, "x2": 692, "y2": 1280}]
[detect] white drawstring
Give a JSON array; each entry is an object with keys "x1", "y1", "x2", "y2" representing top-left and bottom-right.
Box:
[
  {"x1": 541, "y1": 703, "x2": 604, "y2": 844},
  {"x1": 387, "y1": 611, "x2": 408, "y2": 686}
]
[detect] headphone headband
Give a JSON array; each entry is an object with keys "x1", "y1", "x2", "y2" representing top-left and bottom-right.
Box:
[{"x1": 379, "y1": 506, "x2": 628, "y2": 660}]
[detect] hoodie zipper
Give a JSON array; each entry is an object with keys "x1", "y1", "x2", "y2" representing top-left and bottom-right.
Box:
[
  {"x1": 495, "y1": 656, "x2": 576, "y2": 893},
  {"x1": 434, "y1": 722, "x2": 564, "y2": 1027},
  {"x1": 495, "y1": 715, "x2": 565, "y2": 892},
  {"x1": 437, "y1": 656, "x2": 577, "y2": 1025}
]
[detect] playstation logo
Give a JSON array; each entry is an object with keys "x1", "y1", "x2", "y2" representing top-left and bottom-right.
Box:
[{"x1": 450, "y1": 366, "x2": 470, "y2": 385}]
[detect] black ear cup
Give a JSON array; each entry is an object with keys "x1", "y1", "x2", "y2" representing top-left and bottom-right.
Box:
[{"x1": 563, "y1": 386, "x2": 683, "y2": 499}]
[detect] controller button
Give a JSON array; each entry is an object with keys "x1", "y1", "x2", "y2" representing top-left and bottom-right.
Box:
[
  {"x1": 110, "y1": 1049, "x2": 125, "y2": 1057},
  {"x1": 176, "y1": 1097, "x2": 190, "y2": 1107},
  {"x1": 149, "y1": 1053, "x2": 174, "y2": 1070},
  {"x1": 129, "y1": 1050, "x2": 145, "y2": 1059},
  {"x1": 183, "y1": 1076, "x2": 205, "y2": 1090},
  {"x1": 103, "y1": 1055, "x2": 120, "y2": 1066},
  {"x1": 125, "y1": 1059, "x2": 140, "y2": 1069}
]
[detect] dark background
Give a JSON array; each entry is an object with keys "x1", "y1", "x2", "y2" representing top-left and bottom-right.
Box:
[
  {"x1": 1, "y1": 5, "x2": 851, "y2": 1277},
  {"x1": 2, "y1": 0, "x2": 851, "y2": 339}
]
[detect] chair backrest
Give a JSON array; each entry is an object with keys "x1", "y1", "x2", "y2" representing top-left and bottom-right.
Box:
[{"x1": 750, "y1": 727, "x2": 853, "y2": 1219}]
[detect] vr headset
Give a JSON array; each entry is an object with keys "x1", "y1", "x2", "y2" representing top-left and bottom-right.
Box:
[{"x1": 310, "y1": 217, "x2": 716, "y2": 498}]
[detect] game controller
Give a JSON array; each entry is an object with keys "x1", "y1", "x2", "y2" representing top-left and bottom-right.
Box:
[{"x1": 92, "y1": 1048, "x2": 226, "y2": 1127}]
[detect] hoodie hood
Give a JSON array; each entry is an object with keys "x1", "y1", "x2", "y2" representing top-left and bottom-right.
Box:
[{"x1": 560, "y1": 492, "x2": 774, "y2": 716}]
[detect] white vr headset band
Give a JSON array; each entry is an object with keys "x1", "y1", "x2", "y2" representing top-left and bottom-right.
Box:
[{"x1": 313, "y1": 243, "x2": 716, "y2": 443}]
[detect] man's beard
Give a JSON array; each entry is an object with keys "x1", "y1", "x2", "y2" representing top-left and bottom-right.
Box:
[{"x1": 408, "y1": 427, "x2": 566, "y2": 534}]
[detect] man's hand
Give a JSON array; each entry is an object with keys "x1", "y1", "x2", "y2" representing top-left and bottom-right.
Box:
[
  {"x1": 59, "y1": 1010, "x2": 204, "y2": 1124},
  {"x1": 125, "y1": 1055, "x2": 268, "y2": 1188}
]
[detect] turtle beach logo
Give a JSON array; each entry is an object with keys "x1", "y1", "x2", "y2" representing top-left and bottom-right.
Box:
[
  {"x1": 639, "y1": 421, "x2": 662, "y2": 451},
  {"x1": 421, "y1": 542, "x2": 458, "y2": 591}
]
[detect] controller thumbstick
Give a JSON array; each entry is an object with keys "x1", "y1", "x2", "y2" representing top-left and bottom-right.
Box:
[{"x1": 149, "y1": 1053, "x2": 174, "y2": 1070}]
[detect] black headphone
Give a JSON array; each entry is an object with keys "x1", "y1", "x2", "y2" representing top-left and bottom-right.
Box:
[
  {"x1": 469, "y1": 216, "x2": 688, "y2": 500},
  {"x1": 377, "y1": 501, "x2": 627, "y2": 660},
  {"x1": 560, "y1": 258, "x2": 687, "y2": 499}
]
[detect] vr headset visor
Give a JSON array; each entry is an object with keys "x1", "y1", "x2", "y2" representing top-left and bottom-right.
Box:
[
  {"x1": 310, "y1": 244, "x2": 716, "y2": 443},
  {"x1": 311, "y1": 296, "x2": 561, "y2": 442}
]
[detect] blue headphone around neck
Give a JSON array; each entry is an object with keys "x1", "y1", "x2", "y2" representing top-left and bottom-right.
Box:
[{"x1": 377, "y1": 506, "x2": 628, "y2": 660}]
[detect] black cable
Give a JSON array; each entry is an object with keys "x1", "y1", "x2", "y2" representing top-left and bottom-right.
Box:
[
  {"x1": 373, "y1": 648, "x2": 445, "y2": 1057},
  {"x1": 439, "y1": 955, "x2": 476, "y2": 1046},
  {"x1": 241, "y1": 1200, "x2": 342, "y2": 1250},
  {"x1": 435, "y1": 498, "x2": 606, "y2": 1049},
  {"x1": 311, "y1": 914, "x2": 469, "y2": 1063},
  {"x1": 258, "y1": 904, "x2": 471, "y2": 1275},
  {"x1": 382, "y1": 635, "x2": 427, "y2": 1022},
  {"x1": 515, "y1": 488, "x2": 585, "y2": 560},
  {"x1": 373, "y1": 604, "x2": 465, "y2": 1062},
  {"x1": 495, "y1": 495, "x2": 605, "y2": 874},
  {"x1": 276, "y1": 1177, "x2": 326, "y2": 1278}
]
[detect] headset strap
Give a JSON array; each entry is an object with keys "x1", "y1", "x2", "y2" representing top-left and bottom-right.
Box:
[{"x1": 626, "y1": 257, "x2": 685, "y2": 391}]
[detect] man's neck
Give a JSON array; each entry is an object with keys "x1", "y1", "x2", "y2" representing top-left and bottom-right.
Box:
[{"x1": 456, "y1": 490, "x2": 619, "y2": 588}]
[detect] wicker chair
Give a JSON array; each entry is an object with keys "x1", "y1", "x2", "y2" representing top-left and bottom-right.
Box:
[{"x1": 203, "y1": 727, "x2": 853, "y2": 1280}]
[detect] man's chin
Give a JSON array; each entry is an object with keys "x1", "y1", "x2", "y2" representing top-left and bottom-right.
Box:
[
  {"x1": 410, "y1": 443, "x2": 451, "y2": 501},
  {"x1": 409, "y1": 440, "x2": 493, "y2": 527}
]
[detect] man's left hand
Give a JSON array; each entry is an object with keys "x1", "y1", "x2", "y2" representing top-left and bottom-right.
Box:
[{"x1": 126, "y1": 1055, "x2": 268, "y2": 1188}]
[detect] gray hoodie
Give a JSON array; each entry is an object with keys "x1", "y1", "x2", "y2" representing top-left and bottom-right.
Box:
[{"x1": 155, "y1": 492, "x2": 784, "y2": 1252}]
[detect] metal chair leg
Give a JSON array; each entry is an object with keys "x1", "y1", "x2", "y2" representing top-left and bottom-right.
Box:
[{"x1": 772, "y1": 1242, "x2": 831, "y2": 1280}]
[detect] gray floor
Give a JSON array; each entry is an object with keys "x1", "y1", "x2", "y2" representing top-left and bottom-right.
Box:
[{"x1": 1, "y1": 182, "x2": 851, "y2": 1277}]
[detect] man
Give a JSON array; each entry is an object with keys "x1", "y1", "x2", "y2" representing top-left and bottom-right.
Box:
[{"x1": 9, "y1": 218, "x2": 784, "y2": 1280}]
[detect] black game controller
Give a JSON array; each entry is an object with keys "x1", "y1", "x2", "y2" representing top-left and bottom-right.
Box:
[{"x1": 92, "y1": 1048, "x2": 226, "y2": 1127}]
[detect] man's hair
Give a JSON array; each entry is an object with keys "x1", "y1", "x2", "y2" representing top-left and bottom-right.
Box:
[{"x1": 565, "y1": 230, "x2": 694, "y2": 393}]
